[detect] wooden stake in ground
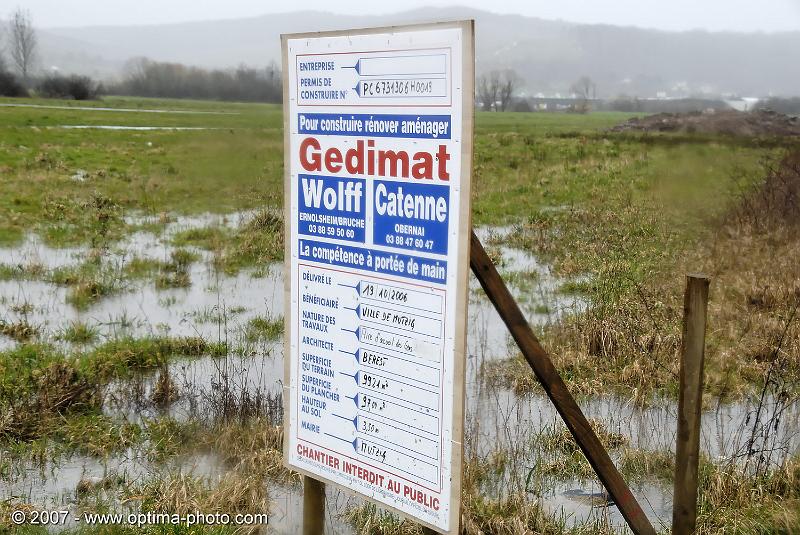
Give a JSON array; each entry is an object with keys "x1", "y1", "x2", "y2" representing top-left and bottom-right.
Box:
[
  {"x1": 469, "y1": 230, "x2": 656, "y2": 535},
  {"x1": 303, "y1": 476, "x2": 325, "y2": 535},
  {"x1": 673, "y1": 274, "x2": 710, "y2": 534}
]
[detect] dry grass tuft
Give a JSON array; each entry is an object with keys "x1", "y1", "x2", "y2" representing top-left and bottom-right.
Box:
[
  {"x1": 488, "y1": 149, "x2": 800, "y2": 403},
  {"x1": 1, "y1": 360, "x2": 98, "y2": 441},
  {"x1": 535, "y1": 420, "x2": 628, "y2": 456},
  {"x1": 151, "y1": 365, "x2": 181, "y2": 406},
  {"x1": 727, "y1": 150, "x2": 800, "y2": 231},
  {"x1": 0, "y1": 319, "x2": 39, "y2": 342},
  {"x1": 134, "y1": 469, "x2": 270, "y2": 531},
  {"x1": 697, "y1": 456, "x2": 800, "y2": 533},
  {"x1": 202, "y1": 419, "x2": 299, "y2": 484},
  {"x1": 462, "y1": 493, "x2": 566, "y2": 535},
  {"x1": 342, "y1": 503, "x2": 423, "y2": 535}
]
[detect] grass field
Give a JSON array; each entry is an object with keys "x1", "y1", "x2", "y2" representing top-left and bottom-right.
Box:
[{"x1": 1, "y1": 95, "x2": 799, "y2": 534}]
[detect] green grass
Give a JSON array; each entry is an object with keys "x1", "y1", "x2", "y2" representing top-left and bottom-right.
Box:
[
  {"x1": 0, "y1": 262, "x2": 47, "y2": 281},
  {"x1": 0, "y1": 100, "x2": 633, "y2": 248},
  {"x1": 0, "y1": 95, "x2": 275, "y2": 128},
  {"x1": 124, "y1": 249, "x2": 199, "y2": 290},
  {"x1": 143, "y1": 417, "x2": 199, "y2": 461},
  {"x1": 3, "y1": 98, "x2": 797, "y2": 397},
  {"x1": 0, "y1": 97, "x2": 781, "y2": 250},
  {"x1": 170, "y1": 227, "x2": 226, "y2": 249},
  {"x1": 244, "y1": 316, "x2": 284, "y2": 342},
  {"x1": 49, "y1": 258, "x2": 126, "y2": 309},
  {"x1": 468, "y1": 110, "x2": 799, "y2": 400},
  {"x1": 0, "y1": 319, "x2": 39, "y2": 342},
  {"x1": 58, "y1": 321, "x2": 100, "y2": 344},
  {"x1": 19, "y1": 248, "x2": 202, "y2": 311},
  {"x1": 472, "y1": 126, "x2": 770, "y2": 227},
  {"x1": 3, "y1": 97, "x2": 800, "y2": 534},
  {"x1": 124, "y1": 256, "x2": 168, "y2": 279},
  {"x1": 0, "y1": 96, "x2": 283, "y2": 247},
  {"x1": 53, "y1": 412, "x2": 143, "y2": 457},
  {"x1": 2, "y1": 96, "x2": 797, "y2": 359},
  {"x1": 0, "y1": 335, "x2": 227, "y2": 443},
  {"x1": 171, "y1": 210, "x2": 283, "y2": 274},
  {"x1": 0, "y1": 336, "x2": 221, "y2": 403},
  {"x1": 474, "y1": 110, "x2": 641, "y2": 136}
]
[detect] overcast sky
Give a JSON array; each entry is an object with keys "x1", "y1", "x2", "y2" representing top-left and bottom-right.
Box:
[{"x1": 8, "y1": 0, "x2": 800, "y2": 32}]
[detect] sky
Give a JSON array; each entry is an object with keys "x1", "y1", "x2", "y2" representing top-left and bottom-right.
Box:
[{"x1": 5, "y1": 0, "x2": 800, "y2": 32}]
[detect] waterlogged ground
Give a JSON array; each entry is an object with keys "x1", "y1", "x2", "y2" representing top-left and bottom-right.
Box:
[
  {"x1": 0, "y1": 211, "x2": 280, "y2": 348},
  {"x1": 3, "y1": 96, "x2": 800, "y2": 534},
  {"x1": 0, "y1": 214, "x2": 587, "y2": 531},
  {"x1": 2, "y1": 212, "x2": 798, "y2": 534}
]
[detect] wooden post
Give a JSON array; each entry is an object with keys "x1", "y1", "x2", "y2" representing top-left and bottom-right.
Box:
[
  {"x1": 672, "y1": 275, "x2": 710, "y2": 534},
  {"x1": 469, "y1": 231, "x2": 656, "y2": 535},
  {"x1": 303, "y1": 476, "x2": 325, "y2": 535}
]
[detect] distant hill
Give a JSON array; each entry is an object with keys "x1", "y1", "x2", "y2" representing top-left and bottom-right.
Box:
[{"x1": 37, "y1": 7, "x2": 800, "y2": 97}]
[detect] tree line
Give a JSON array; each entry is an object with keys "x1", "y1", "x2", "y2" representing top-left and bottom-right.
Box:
[
  {"x1": 0, "y1": 7, "x2": 100, "y2": 99},
  {"x1": 477, "y1": 70, "x2": 597, "y2": 113},
  {"x1": 0, "y1": 7, "x2": 282, "y2": 103},
  {"x1": 107, "y1": 58, "x2": 282, "y2": 103},
  {"x1": 4, "y1": 6, "x2": 795, "y2": 113}
]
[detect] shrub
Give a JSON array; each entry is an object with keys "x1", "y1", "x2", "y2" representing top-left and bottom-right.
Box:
[
  {"x1": 37, "y1": 74, "x2": 101, "y2": 100},
  {"x1": 730, "y1": 150, "x2": 800, "y2": 230},
  {"x1": 0, "y1": 69, "x2": 27, "y2": 97},
  {"x1": 109, "y1": 58, "x2": 282, "y2": 103}
]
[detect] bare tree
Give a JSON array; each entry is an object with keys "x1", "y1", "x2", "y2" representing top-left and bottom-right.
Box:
[
  {"x1": 497, "y1": 69, "x2": 521, "y2": 111},
  {"x1": 570, "y1": 75, "x2": 595, "y2": 100},
  {"x1": 570, "y1": 75, "x2": 596, "y2": 113},
  {"x1": 477, "y1": 71, "x2": 500, "y2": 111},
  {"x1": 0, "y1": 21, "x2": 7, "y2": 72},
  {"x1": 478, "y1": 69, "x2": 521, "y2": 112},
  {"x1": 113, "y1": 57, "x2": 282, "y2": 102},
  {"x1": 9, "y1": 8, "x2": 37, "y2": 81}
]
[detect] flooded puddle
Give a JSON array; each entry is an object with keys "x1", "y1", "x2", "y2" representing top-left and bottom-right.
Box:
[
  {"x1": 0, "y1": 211, "x2": 274, "y2": 349},
  {"x1": 2, "y1": 220, "x2": 798, "y2": 533}
]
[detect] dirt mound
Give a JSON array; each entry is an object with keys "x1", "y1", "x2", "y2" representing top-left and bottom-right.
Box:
[{"x1": 609, "y1": 109, "x2": 800, "y2": 137}]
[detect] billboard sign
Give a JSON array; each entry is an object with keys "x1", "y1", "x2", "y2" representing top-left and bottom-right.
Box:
[{"x1": 282, "y1": 21, "x2": 474, "y2": 532}]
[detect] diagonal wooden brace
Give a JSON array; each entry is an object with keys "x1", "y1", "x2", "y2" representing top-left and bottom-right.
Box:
[{"x1": 469, "y1": 230, "x2": 656, "y2": 535}]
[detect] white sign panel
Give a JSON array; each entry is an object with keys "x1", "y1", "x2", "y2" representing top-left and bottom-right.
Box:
[{"x1": 283, "y1": 21, "x2": 474, "y2": 533}]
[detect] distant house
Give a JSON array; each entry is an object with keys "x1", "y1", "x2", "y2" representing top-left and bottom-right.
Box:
[{"x1": 527, "y1": 97, "x2": 598, "y2": 111}]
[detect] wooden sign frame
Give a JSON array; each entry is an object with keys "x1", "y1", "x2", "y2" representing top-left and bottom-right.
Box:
[{"x1": 282, "y1": 20, "x2": 475, "y2": 534}]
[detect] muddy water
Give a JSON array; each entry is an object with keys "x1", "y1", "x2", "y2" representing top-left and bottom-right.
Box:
[
  {"x1": 2, "y1": 220, "x2": 798, "y2": 533},
  {"x1": 0, "y1": 211, "x2": 278, "y2": 349}
]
